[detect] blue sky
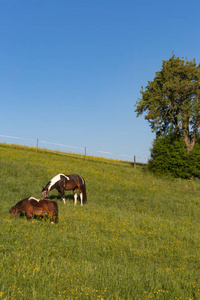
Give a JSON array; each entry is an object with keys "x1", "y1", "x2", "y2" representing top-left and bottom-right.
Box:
[{"x1": 0, "y1": 0, "x2": 200, "y2": 163}]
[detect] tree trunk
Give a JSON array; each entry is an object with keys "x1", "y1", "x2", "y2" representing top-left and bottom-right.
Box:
[{"x1": 183, "y1": 134, "x2": 195, "y2": 152}]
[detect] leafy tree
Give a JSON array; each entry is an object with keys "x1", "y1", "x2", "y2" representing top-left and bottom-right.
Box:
[{"x1": 135, "y1": 54, "x2": 200, "y2": 152}]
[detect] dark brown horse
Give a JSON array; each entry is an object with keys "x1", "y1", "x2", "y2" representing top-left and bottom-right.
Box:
[
  {"x1": 41, "y1": 173, "x2": 87, "y2": 205},
  {"x1": 9, "y1": 197, "x2": 58, "y2": 223}
]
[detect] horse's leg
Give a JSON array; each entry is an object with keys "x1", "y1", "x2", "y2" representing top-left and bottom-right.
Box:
[
  {"x1": 80, "y1": 192, "x2": 83, "y2": 206},
  {"x1": 26, "y1": 211, "x2": 32, "y2": 221},
  {"x1": 73, "y1": 188, "x2": 77, "y2": 205},
  {"x1": 50, "y1": 213, "x2": 54, "y2": 224},
  {"x1": 61, "y1": 193, "x2": 66, "y2": 204},
  {"x1": 79, "y1": 184, "x2": 85, "y2": 206},
  {"x1": 58, "y1": 187, "x2": 66, "y2": 204}
]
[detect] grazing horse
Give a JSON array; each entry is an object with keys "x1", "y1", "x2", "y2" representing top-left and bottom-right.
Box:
[
  {"x1": 41, "y1": 173, "x2": 87, "y2": 206},
  {"x1": 9, "y1": 197, "x2": 58, "y2": 223}
]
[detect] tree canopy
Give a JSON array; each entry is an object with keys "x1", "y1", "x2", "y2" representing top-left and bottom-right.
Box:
[{"x1": 135, "y1": 54, "x2": 200, "y2": 152}]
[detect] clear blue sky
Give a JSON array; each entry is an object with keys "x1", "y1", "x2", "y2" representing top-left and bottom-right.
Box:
[{"x1": 0, "y1": 0, "x2": 200, "y2": 163}]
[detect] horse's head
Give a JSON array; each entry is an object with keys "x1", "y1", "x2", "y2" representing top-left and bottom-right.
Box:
[
  {"x1": 41, "y1": 188, "x2": 48, "y2": 200},
  {"x1": 9, "y1": 206, "x2": 18, "y2": 218}
]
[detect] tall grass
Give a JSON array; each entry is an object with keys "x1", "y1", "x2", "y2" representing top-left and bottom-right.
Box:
[{"x1": 0, "y1": 143, "x2": 200, "y2": 299}]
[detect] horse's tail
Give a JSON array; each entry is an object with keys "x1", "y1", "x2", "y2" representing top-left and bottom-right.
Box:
[
  {"x1": 82, "y1": 182, "x2": 87, "y2": 204},
  {"x1": 53, "y1": 202, "x2": 59, "y2": 223}
]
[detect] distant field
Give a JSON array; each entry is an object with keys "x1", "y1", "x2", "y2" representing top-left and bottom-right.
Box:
[{"x1": 0, "y1": 143, "x2": 200, "y2": 300}]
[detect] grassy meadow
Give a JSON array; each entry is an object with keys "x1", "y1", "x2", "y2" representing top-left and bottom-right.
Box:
[{"x1": 0, "y1": 143, "x2": 200, "y2": 300}]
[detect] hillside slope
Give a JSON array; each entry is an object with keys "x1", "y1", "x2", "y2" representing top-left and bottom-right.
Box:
[{"x1": 0, "y1": 143, "x2": 200, "y2": 299}]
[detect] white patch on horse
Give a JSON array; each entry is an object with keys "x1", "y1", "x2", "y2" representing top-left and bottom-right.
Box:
[
  {"x1": 62, "y1": 197, "x2": 66, "y2": 204},
  {"x1": 80, "y1": 193, "x2": 83, "y2": 206},
  {"x1": 48, "y1": 173, "x2": 70, "y2": 191},
  {"x1": 80, "y1": 176, "x2": 85, "y2": 185},
  {"x1": 28, "y1": 197, "x2": 40, "y2": 202},
  {"x1": 74, "y1": 193, "x2": 77, "y2": 205},
  {"x1": 61, "y1": 174, "x2": 70, "y2": 181}
]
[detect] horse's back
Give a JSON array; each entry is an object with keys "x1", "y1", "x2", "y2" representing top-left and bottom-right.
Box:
[
  {"x1": 26, "y1": 199, "x2": 53, "y2": 212},
  {"x1": 42, "y1": 199, "x2": 58, "y2": 212},
  {"x1": 28, "y1": 199, "x2": 41, "y2": 206},
  {"x1": 66, "y1": 174, "x2": 85, "y2": 186}
]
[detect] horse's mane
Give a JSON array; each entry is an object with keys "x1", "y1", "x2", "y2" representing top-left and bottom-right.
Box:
[
  {"x1": 42, "y1": 181, "x2": 51, "y2": 191},
  {"x1": 28, "y1": 197, "x2": 40, "y2": 202}
]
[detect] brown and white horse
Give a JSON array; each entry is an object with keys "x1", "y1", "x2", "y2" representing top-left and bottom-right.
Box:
[
  {"x1": 9, "y1": 197, "x2": 58, "y2": 223},
  {"x1": 40, "y1": 173, "x2": 87, "y2": 206}
]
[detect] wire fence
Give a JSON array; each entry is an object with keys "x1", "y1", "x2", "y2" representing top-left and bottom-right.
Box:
[{"x1": 0, "y1": 134, "x2": 149, "y2": 165}]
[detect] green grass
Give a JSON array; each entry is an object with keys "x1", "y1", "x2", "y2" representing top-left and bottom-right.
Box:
[{"x1": 0, "y1": 143, "x2": 200, "y2": 299}]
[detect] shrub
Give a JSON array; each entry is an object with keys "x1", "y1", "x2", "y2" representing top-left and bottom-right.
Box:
[{"x1": 148, "y1": 134, "x2": 200, "y2": 179}]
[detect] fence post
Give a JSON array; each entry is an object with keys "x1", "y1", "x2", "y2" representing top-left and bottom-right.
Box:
[
  {"x1": 84, "y1": 147, "x2": 86, "y2": 161},
  {"x1": 134, "y1": 155, "x2": 136, "y2": 168},
  {"x1": 36, "y1": 139, "x2": 38, "y2": 153}
]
